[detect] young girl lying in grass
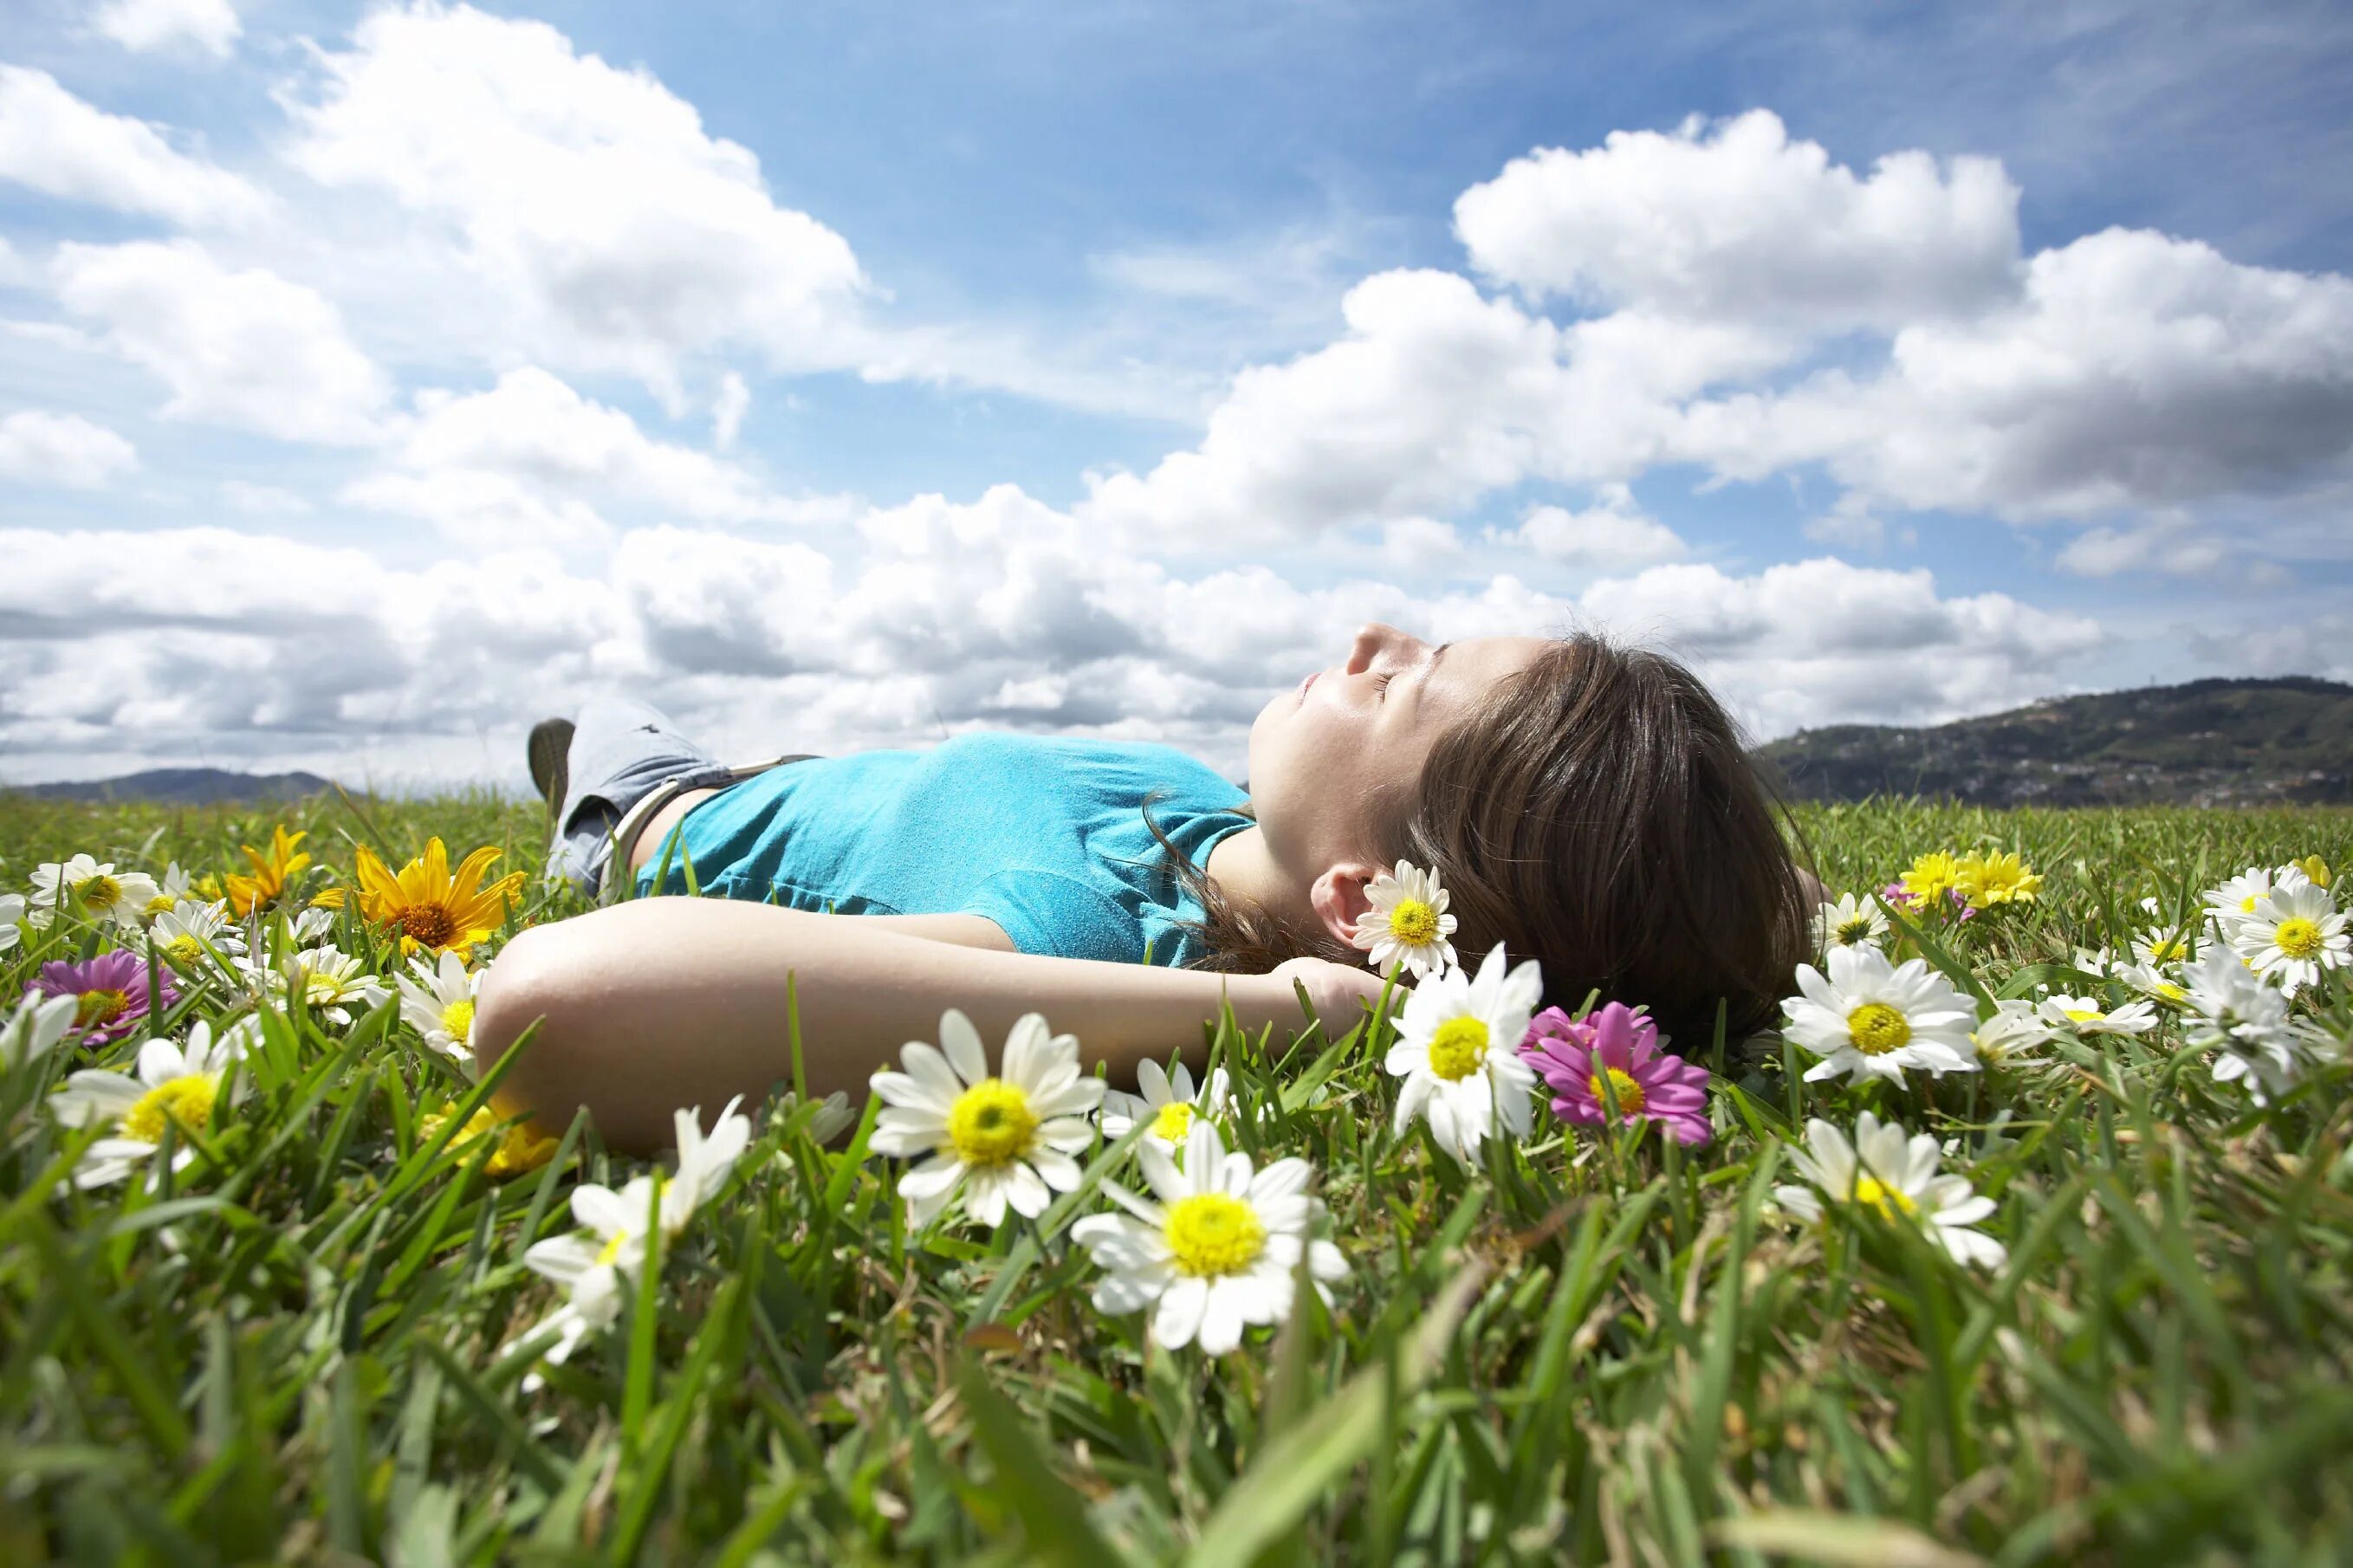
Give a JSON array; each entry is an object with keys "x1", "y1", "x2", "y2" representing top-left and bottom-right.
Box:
[{"x1": 474, "y1": 623, "x2": 1816, "y2": 1153}]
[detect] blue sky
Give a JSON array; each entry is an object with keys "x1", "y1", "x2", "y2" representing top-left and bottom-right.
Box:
[{"x1": 3, "y1": 0, "x2": 2350, "y2": 787}]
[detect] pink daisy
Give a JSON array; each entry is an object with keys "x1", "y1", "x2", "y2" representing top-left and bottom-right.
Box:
[
  {"x1": 1518, "y1": 1001, "x2": 1714, "y2": 1147},
  {"x1": 26, "y1": 950, "x2": 178, "y2": 1047}
]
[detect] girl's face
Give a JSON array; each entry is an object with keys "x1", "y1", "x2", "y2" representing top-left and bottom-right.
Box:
[{"x1": 1247, "y1": 622, "x2": 1551, "y2": 878}]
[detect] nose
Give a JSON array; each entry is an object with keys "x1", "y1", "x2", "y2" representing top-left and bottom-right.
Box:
[{"x1": 1345, "y1": 622, "x2": 1419, "y2": 677}]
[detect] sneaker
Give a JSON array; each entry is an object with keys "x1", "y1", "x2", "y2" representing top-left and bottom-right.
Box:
[{"x1": 527, "y1": 718, "x2": 574, "y2": 825}]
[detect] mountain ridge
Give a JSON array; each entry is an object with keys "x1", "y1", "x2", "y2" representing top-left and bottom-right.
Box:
[{"x1": 1757, "y1": 676, "x2": 2353, "y2": 807}]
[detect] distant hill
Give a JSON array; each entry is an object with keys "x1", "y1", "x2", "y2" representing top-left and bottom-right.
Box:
[
  {"x1": 3, "y1": 768, "x2": 336, "y2": 805},
  {"x1": 1758, "y1": 677, "x2": 2353, "y2": 807}
]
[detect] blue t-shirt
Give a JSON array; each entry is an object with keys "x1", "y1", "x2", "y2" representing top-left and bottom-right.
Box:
[{"x1": 633, "y1": 732, "x2": 1254, "y2": 969}]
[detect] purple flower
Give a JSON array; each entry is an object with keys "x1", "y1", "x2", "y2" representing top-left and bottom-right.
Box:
[
  {"x1": 1517, "y1": 1001, "x2": 1714, "y2": 1147},
  {"x1": 25, "y1": 951, "x2": 178, "y2": 1047},
  {"x1": 1879, "y1": 882, "x2": 1979, "y2": 923}
]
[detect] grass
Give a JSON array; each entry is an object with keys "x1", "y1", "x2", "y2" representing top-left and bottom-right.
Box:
[{"x1": 2, "y1": 789, "x2": 2350, "y2": 1565}]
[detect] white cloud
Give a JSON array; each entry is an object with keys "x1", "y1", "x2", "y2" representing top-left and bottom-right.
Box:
[
  {"x1": 2056, "y1": 514, "x2": 2230, "y2": 578},
  {"x1": 282, "y1": 1, "x2": 870, "y2": 406},
  {"x1": 1455, "y1": 109, "x2": 2020, "y2": 333},
  {"x1": 712, "y1": 371, "x2": 749, "y2": 450},
  {"x1": 340, "y1": 366, "x2": 838, "y2": 546},
  {"x1": 1376, "y1": 516, "x2": 1465, "y2": 573},
  {"x1": 0, "y1": 498, "x2": 2108, "y2": 782},
  {"x1": 218, "y1": 479, "x2": 313, "y2": 515},
  {"x1": 1081, "y1": 269, "x2": 1572, "y2": 549},
  {"x1": 1498, "y1": 484, "x2": 1687, "y2": 567},
  {"x1": 1675, "y1": 227, "x2": 2353, "y2": 520},
  {"x1": 0, "y1": 65, "x2": 268, "y2": 225},
  {"x1": 92, "y1": 0, "x2": 242, "y2": 58},
  {"x1": 0, "y1": 411, "x2": 138, "y2": 489},
  {"x1": 53, "y1": 240, "x2": 391, "y2": 444},
  {"x1": 1576, "y1": 555, "x2": 2107, "y2": 736}
]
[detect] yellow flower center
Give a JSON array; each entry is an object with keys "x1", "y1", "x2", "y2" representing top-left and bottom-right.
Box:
[
  {"x1": 122, "y1": 1074, "x2": 217, "y2": 1144},
  {"x1": 75, "y1": 874, "x2": 122, "y2": 911},
  {"x1": 303, "y1": 975, "x2": 346, "y2": 1004},
  {"x1": 2064, "y1": 1008, "x2": 2103, "y2": 1025},
  {"x1": 1834, "y1": 917, "x2": 1874, "y2": 945},
  {"x1": 440, "y1": 998, "x2": 476, "y2": 1045},
  {"x1": 2149, "y1": 938, "x2": 2183, "y2": 962},
  {"x1": 145, "y1": 893, "x2": 177, "y2": 916},
  {"x1": 595, "y1": 1176, "x2": 665, "y2": 1266},
  {"x1": 164, "y1": 935, "x2": 204, "y2": 964},
  {"x1": 1150, "y1": 1100, "x2": 1196, "y2": 1142},
  {"x1": 1163, "y1": 1192, "x2": 1267, "y2": 1278},
  {"x1": 2274, "y1": 917, "x2": 2323, "y2": 960},
  {"x1": 1387, "y1": 898, "x2": 1439, "y2": 945},
  {"x1": 945, "y1": 1079, "x2": 1037, "y2": 1168},
  {"x1": 2155, "y1": 982, "x2": 2186, "y2": 1005},
  {"x1": 1425, "y1": 1017, "x2": 1489, "y2": 1080},
  {"x1": 1589, "y1": 1067, "x2": 1646, "y2": 1115},
  {"x1": 392, "y1": 902, "x2": 458, "y2": 950},
  {"x1": 2240, "y1": 894, "x2": 2259, "y2": 913},
  {"x1": 75, "y1": 989, "x2": 131, "y2": 1028},
  {"x1": 1845, "y1": 1002, "x2": 1911, "y2": 1055},
  {"x1": 1851, "y1": 1175, "x2": 1917, "y2": 1222}
]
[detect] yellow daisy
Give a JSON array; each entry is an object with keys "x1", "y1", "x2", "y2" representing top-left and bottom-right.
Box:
[
  {"x1": 1954, "y1": 850, "x2": 2042, "y2": 909},
  {"x1": 223, "y1": 826, "x2": 313, "y2": 917},
  {"x1": 354, "y1": 838, "x2": 527, "y2": 958},
  {"x1": 1899, "y1": 851, "x2": 1966, "y2": 904}
]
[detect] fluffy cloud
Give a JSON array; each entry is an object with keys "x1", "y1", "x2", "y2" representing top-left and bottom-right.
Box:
[
  {"x1": 0, "y1": 66, "x2": 267, "y2": 224},
  {"x1": 1675, "y1": 227, "x2": 2353, "y2": 520},
  {"x1": 0, "y1": 411, "x2": 138, "y2": 489},
  {"x1": 92, "y1": 0, "x2": 242, "y2": 58},
  {"x1": 281, "y1": 1, "x2": 869, "y2": 405},
  {"x1": 1495, "y1": 484, "x2": 1687, "y2": 567},
  {"x1": 1087, "y1": 113, "x2": 2353, "y2": 554},
  {"x1": 52, "y1": 240, "x2": 391, "y2": 444},
  {"x1": 1455, "y1": 109, "x2": 2019, "y2": 333},
  {"x1": 342, "y1": 366, "x2": 837, "y2": 546},
  {"x1": 0, "y1": 502, "x2": 2104, "y2": 783},
  {"x1": 1081, "y1": 269, "x2": 1573, "y2": 548}
]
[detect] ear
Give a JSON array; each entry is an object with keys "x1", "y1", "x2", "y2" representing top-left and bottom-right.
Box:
[{"x1": 1307, "y1": 861, "x2": 1384, "y2": 949}]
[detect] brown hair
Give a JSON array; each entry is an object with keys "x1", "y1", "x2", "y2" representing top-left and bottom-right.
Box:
[{"x1": 1140, "y1": 632, "x2": 1815, "y2": 1046}]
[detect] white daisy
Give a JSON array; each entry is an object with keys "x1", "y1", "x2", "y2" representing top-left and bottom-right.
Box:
[
  {"x1": 510, "y1": 1098, "x2": 751, "y2": 1391},
  {"x1": 398, "y1": 950, "x2": 481, "y2": 1064},
  {"x1": 2231, "y1": 880, "x2": 2349, "y2": 995},
  {"x1": 141, "y1": 862, "x2": 193, "y2": 919},
  {"x1": 1782, "y1": 944, "x2": 1979, "y2": 1085},
  {"x1": 1384, "y1": 942, "x2": 1543, "y2": 1163},
  {"x1": 1101, "y1": 1059, "x2": 1233, "y2": 1151},
  {"x1": 1350, "y1": 859, "x2": 1460, "y2": 982},
  {"x1": 2111, "y1": 960, "x2": 2189, "y2": 1010},
  {"x1": 2202, "y1": 864, "x2": 2311, "y2": 943},
  {"x1": 1969, "y1": 998, "x2": 2054, "y2": 1069},
  {"x1": 2129, "y1": 924, "x2": 2192, "y2": 970},
  {"x1": 2, "y1": 993, "x2": 78, "y2": 1072},
  {"x1": 274, "y1": 945, "x2": 391, "y2": 1027},
  {"x1": 869, "y1": 1010, "x2": 1105, "y2": 1228},
  {"x1": 28, "y1": 854, "x2": 160, "y2": 929},
  {"x1": 146, "y1": 899, "x2": 247, "y2": 974},
  {"x1": 1812, "y1": 892, "x2": 1890, "y2": 953},
  {"x1": 1070, "y1": 1118, "x2": 1348, "y2": 1355},
  {"x1": 2036, "y1": 994, "x2": 2160, "y2": 1037},
  {"x1": 2182, "y1": 947, "x2": 2311, "y2": 1105},
  {"x1": 1773, "y1": 1111, "x2": 2006, "y2": 1269},
  {"x1": 0, "y1": 891, "x2": 23, "y2": 954},
  {"x1": 49, "y1": 1020, "x2": 255, "y2": 1189}
]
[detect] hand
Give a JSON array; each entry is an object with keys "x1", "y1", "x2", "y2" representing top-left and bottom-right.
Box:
[{"x1": 1265, "y1": 956, "x2": 1397, "y2": 1034}]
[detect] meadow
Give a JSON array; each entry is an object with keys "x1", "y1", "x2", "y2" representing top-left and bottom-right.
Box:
[{"x1": 1, "y1": 788, "x2": 2349, "y2": 1566}]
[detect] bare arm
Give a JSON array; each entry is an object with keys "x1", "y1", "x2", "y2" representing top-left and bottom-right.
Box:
[{"x1": 472, "y1": 899, "x2": 1358, "y2": 1156}]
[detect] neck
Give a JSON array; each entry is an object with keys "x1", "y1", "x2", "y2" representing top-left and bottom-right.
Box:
[{"x1": 1203, "y1": 826, "x2": 1317, "y2": 936}]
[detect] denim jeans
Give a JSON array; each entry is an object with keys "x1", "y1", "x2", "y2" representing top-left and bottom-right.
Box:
[{"x1": 544, "y1": 696, "x2": 744, "y2": 900}]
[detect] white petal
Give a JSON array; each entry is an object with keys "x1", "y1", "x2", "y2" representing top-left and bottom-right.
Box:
[
  {"x1": 939, "y1": 1009, "x2": 988, "y2": 1085},
  {"x1": 1154, "y1": 1274, "x2": 1209, "y2": 1350}
]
